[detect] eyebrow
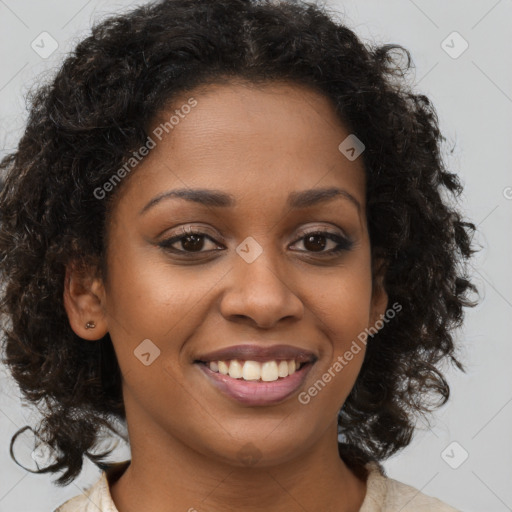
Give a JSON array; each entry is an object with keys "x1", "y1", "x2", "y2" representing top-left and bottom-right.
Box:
[{"x1": 138, "y1": 186, "x2": 361, "y2": 216}]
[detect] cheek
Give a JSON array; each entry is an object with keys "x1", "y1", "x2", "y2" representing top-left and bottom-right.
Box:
[
  {"x1": 103, "y1": 247, "x2": 220, "y2": 443},
  {"x1": 297, "y1": 291, "x2": 370, "y2": 416},
  {"x1": 104, "y1": 242, "x2": 223, "y2": 372},
  {"x1": 303, "y1": 261, "x2": 373, "y2": 397},
  {"x1": 308, "y1": 259, "x2": 373, "y2": 346}
]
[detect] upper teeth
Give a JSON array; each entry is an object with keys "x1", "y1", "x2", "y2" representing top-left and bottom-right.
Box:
[{"x1": 208, "y1": 359, "x2": 299, "y2": 382}]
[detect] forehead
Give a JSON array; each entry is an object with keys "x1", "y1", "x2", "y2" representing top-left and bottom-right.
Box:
[{"x1": 115, "y1": 80, "x2": 366, "y2": 215}]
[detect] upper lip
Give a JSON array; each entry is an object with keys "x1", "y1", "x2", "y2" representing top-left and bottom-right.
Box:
[{"x1": 195, "y1": 344, "x2": 317, "y2": 364}]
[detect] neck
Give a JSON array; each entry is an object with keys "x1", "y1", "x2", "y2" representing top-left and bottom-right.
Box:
[{"x1": 110, "y1": 417, "x2": 367, "y2": 512}]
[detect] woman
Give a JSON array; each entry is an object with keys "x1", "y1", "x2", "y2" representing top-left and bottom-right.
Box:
[{"x1": 0, "y1": 0, "x2": 477, "y2": 510}]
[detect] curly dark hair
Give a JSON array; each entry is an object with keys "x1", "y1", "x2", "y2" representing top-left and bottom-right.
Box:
[{"x1": 0, "y1": 0, "x2": 478, "y2": 486}]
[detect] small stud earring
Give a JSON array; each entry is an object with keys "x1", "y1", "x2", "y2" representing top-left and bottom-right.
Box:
[{"x1": 85, "y1": 321, "x2": 96, "y2": 329}]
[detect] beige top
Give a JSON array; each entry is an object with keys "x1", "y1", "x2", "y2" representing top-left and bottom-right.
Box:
[{"x1": 54, "y1": 460, "x2": 461, "y2": 511}]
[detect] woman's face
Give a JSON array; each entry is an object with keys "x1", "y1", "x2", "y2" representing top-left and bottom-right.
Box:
[{"x1": 83, "y1": 81, "x2": 387, "y2": 466}]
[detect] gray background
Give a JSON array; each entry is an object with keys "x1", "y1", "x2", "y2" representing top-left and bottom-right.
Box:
[{"x1": 0, "y1": 0, "x2": 511, "y2": 510}]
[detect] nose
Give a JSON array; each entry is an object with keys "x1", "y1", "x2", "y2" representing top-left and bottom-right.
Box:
[{"x1": 219, "y1": 244, "x2": 304, "y2": 329}]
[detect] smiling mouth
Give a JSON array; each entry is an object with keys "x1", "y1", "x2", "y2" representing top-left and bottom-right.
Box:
[
  {"x1": 195, "y1": 358, "x2": 307, "y2": 382},
  {"x1": 194, "y1": 359, "x2": 315, "y2": 406}
]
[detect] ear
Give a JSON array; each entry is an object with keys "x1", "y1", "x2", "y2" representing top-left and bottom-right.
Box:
[
  {"x1": 369, "y1": 257, "x2": 389, "y2": 328},
  {"x1": 63, "y1": 261, "x2": 108, "y2": 340}
]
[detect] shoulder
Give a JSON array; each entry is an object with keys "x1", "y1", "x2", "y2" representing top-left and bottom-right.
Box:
[
  {"x1": 53, "y1": 461, "x2": 129, "y2": 512},
  {"x1": 53, "y1": 473, "x2": 110, "y2": 512},
  {"x1": 360, "y1": 462, "x2": 461, "y2": 512}
]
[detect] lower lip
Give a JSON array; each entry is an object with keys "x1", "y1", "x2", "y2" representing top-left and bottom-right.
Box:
[{"x1": 196, "y1": 362, "x2": 313, "y2": 406}]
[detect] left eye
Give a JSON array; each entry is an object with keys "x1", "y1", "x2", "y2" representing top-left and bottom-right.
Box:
[
  {"x1": 290, "y1": 231, "x2": 353, "y2": 254},
  {"x1": 158, "y1": 228, "x2": 353, "y2": 255}
]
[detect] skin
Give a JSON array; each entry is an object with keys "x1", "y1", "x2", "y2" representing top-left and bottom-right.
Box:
[{"x1": 64, "y1": 80, "x2": 388, "y2": 512}]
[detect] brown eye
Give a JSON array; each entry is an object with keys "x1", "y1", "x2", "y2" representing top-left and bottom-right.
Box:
[
  {"x1": 176, "y1": 233, "x2": 206, "y2": 252},
  {"x1": 158, "y1": 227, "x2": 221, "y2": 253},
  {"x1": 303, "y1": 233, "x2": 328, "y2": 252},
  {"x1": 291, "y1": 230, "x2": 353, "y2": 255}
]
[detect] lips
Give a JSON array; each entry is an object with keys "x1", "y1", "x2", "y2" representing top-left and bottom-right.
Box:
[
  {"x1": 193, "y1": 344, "x2": 317, "y2": 406},
  {"x1": 194, "y1": 343, "x2": 317, "y2": 364},
  {"x1": 196, "y1": 361, "x2": 314, "y2": 406}
]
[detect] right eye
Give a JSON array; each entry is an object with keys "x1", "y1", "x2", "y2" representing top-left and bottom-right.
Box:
[{"x1": 158, "y1": 226, "x2": 224, "y2": 254}]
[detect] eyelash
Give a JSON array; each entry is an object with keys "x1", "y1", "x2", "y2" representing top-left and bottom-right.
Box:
[{"x1": 158, "y1": 226, "x2": 354, "y2": 256}]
